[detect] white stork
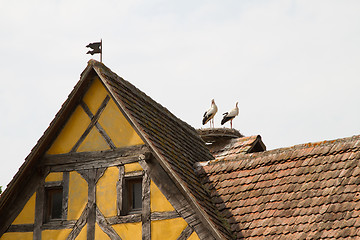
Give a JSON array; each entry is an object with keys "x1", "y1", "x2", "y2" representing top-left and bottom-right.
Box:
[
  {"x1": 202, "y1": 99, "x2": 218, "y2": 128},
  {"x1": 221, "y1": 102, "x2": 239, "y2": 129}
]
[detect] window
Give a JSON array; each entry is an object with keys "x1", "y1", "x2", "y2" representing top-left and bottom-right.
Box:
[
  {"x1": 123, "y1": 178, "x2": 142, "y2": 214},
  {"x1": 45, "y1": 187, "x2": 63, "y2": 222}
]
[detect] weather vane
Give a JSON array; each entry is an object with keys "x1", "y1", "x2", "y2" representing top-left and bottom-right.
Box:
[{"x1": 86, "y1": 39, "x2": 102, "y2": 62}]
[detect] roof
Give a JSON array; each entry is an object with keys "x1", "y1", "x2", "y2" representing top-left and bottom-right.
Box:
[
  {"x1": 196, "y1": 135, "x2": 360, "y2": 239},
  {"x1": 91, "y1": 61, "x2": 233, "y2": 239},
  {"x1": 0, "y1": 60, "x2": 233, "y2": 239},
  {"x1": 208, "y1": 135, "x2": 266, "y2": 159}
]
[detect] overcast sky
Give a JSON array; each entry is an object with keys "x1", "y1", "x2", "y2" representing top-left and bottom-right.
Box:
[{"x1": 1, "y1": 0, "x2": 359, "y2": 189}]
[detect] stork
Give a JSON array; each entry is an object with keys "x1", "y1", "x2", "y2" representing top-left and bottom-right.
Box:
[
  {"x1": 202, "y1": 99, "x2": 218, "y2": 128},
  {"x1": 221, "y1": 102, "x2": 239, "y2": 129}
]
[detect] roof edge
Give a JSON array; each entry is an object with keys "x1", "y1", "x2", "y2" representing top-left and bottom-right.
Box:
[
  {"x1": 196, "y1": 134, "x2": 360, "y2": 171},
  {"x1": 92, "y1": 62, "x2": 229, "y2": 239}
]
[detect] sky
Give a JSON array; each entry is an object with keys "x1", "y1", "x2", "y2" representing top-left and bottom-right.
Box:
[{"x1": 1, "y1": 0, "x2": 360, "y2": 189}]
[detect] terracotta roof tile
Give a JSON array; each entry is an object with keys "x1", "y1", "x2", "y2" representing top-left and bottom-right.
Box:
[{"x1": 196, "y1": 135, "x2": 360, "y2": 239}]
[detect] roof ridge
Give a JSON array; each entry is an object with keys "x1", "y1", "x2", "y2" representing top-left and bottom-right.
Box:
[
  {"x1": 90, "y1": 61, "x2": 233, "y2": 239},
  {"x1": 91, "y1": 61, "x2": 207, "y2": 147},
  {"x1": 197, "y1": 134, "x2": 360, "y2": 173}
]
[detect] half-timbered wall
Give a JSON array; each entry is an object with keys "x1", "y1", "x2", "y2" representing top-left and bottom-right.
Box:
[{"x1": 0, "y1": 78, "x2": 200, "y2": 240}]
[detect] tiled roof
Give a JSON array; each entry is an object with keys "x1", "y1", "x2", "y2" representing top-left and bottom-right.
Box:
[
  {"x1": 91, "y1": 61, "x2": 233, "y2": 239},
  {"x1": 208, "y1": 135, "x2": 265, "y2": 159},
  {"x1": 196, "y1": 135, "x2": 360, "y2": 239}
]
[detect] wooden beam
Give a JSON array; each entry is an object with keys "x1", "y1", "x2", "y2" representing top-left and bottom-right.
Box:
[
  {"x1": 87, "y1": 169, "x2": 96, "y2": 240},
  {"x1": 106, "y1": 214, "x2": 141, "y2": 225},
  {"x1": 138, "y1": 157, "x2": 216, "y2": 240},
  {"x1": 95, "y1": 167, "x2": 106, "y2": 184},
  {"x1": 42, "y1": 145, "x2": 149, "y2": 166},
  {"x1": 177, "y1": 224, "x2": 195, "y2": 240},
  {"x1": 66, "y1": 204, "x2": 91, "y2": 240},
  {"x1": 117, "y1": 165, "x2": 124, "y2": 215},
  {"x1": 6, "y1": 224, "x2": 34, "y2": 232},
  {"x1": 0, "y1": 170, "x2": 45, "y2": 237},
  {"x1": 80, "y1": 100, "x2": 116, "y2": 150},
  {"x1": 96, "y1": 207, "x2": 122, "y2": 240},
  {"x1": 42, "y1": 220, "x2": 76, "y2": 230},
  {"x1": 34, "y1": 181, "x2": 45, "y2": 240},
  {"x1": 150, "y1": 211, "x2": 180, "y2": 221},
  {"x1": 142, "y1": 172, "x2": 151, "y2": 240},
  {"x1": 62, "y1": 172, "x2": 69, "y2": 221},
  {"x1": 71, "y1": 96, "x2": 110, "y2": 153},
  {"x1": 95, "y1": 122, "x2": 116, "y2": 149},
  {"x1": 44, "y1": 181, "x2": 63, "y2": 188},
  {"x1": 124, "y1": 170, "x2": 143, "y2": 178}
]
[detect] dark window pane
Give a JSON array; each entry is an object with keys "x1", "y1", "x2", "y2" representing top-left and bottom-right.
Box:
[
  {"x1": 45, "y1": 188, "x2": 63, "y2": 222},
  {"x1": 132, "y1": 181, "x2": 142, "y2": 210},
  {"x1": 51, "y1": 190, "x2": 63, "y2": 219},
  {"x1": 123, "y1": 178, "x2": 142, "y2": 214}
]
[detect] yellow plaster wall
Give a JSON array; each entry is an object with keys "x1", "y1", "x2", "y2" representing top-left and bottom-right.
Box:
[
  {"x1": 124, "y1": 162, "x2": 143, "y2": 172},
  {"x1": 77, "y1": 127, "x2": 110, "y2": 152},
  {"x1": 75, "y1": 224, "x2": 87, "y2": 240},
  {"x1": 82, "y1": 78, "x2": 108, "y2": 115},
  {"x1": 45, "y1": 172, "x2": 63, "y2": 182},
  {"x1": 68, "y1": 171, "x2": 88, "y2": 220},
  {"x1": 41, "y1": 229, "x2": 72, "y2": 240},
  {"x1": 188, "y1": 231, "x2": 201, "y2": 240},
  {"x1": 96, "y1": 166, "x2": 118, "y2": 217},
  {"x1": 113, "y1": 222, "x2": 141, "y2": 240},
  {"x1": 98, "y1": 98, "x2": 144, "y2": 148},
  {"x1": 95, "y1": 223, "x2": 111, "y2": 240},
  {"x1": 47, "y1": 106, "x2": 90, "y2": 155},
  {"x1": 11, "y1": 192, "x2": 36, "y2": 225},
  {"x1": 151, "y1": 218, "x2": 188, "y2": 240},
  {"x1": 0, "y1": 232, "x2": 33, "y2": 240},
  {"x1": 150, "y1": 181, "x2": 175, "y2": 212}
]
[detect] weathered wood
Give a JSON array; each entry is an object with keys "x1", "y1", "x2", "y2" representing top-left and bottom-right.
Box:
[
  {"x1": 34, "y1": 181, "x2": 45, "y2": 240},
  {"x1": 106, "y1": 213, "x2": 141, "y2": 225},
  {"x1": 80, "y1": 99, "x2": 116, "y2": 150},
  {"x1": 77, "y1": 169, "x2": 90, "y2": 183},
  {"x1": 87, "y1": 169, "x2": 96, "y2": 240},
  {"x1": 42, "y1": 220, "x2": 76, "y2": 230},
  {"x1": 0, "y1": 170, "x2": 45, "y2": 237},
  {"x1": 95, "y1": 167, "x2": 106, "y2": 184},
  {"x1": 96, "y1": 207, "x2": 122, "y2": 240},
  {"x1": 177, "y1": 224, "x2": 195, "y2": 240},
  {"x1": 7, "y1": 224, "x2": 34, "y2": 232},
  {"x1": 150, "y1": 211, "x2": 180, "y2": 221},
  {"x1": 124, "y1": 170, "x2": 144, "y2": 178},
  {"x1": 44, "y1": 181, "x2": 63, "y2": 188},
  {"x1": 66, "y1": 205, "x2": 91, "y2": 240},
  {"x1": 117, "y1": 165, "x2": 124, "y2": 215},
  {"x1": 138, "y1": 158, "x2": 216, "y2": 240},
  {"x1": 72, "y1": 96, "x2": 110, "y2": 153},
  {"x1": 62, "y1": 172, "x2": 69, "y2": 220},
  {"x1": 43, "y1": 145, "x2": 149, "y2": 167},
  {"x1": 95, "y1": 122, "x2": 116, "y2": 149},
  {"x1": 142, "y1": 172, "x2": 151, "y2": 240}
]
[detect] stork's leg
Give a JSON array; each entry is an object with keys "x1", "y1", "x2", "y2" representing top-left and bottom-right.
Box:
[{"x1": 230, "y1": 119, "x2": 233, "y2": 129}]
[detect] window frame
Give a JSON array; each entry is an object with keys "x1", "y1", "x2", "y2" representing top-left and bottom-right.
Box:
[
  {"x1": 44, "y1": 186, "x2": 64, "y2": 222},
  {"x1": 120, "y1": 170, "x2": 144, "y2": 216}
]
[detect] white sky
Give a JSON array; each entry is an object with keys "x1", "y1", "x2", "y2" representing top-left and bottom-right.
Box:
[{"x1": 1, "y1": 0, "x2": 360, "y2": 189}]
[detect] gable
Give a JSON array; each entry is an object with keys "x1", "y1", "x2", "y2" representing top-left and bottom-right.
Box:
[
  {"x1": 0, "y1": 64, "x2": 208, "y2": 240},
  {"x1": 0, "y1": 60, "x2": 232, "y2": 240},
  {"x1": 1, "y1": 162, "x2": 202, "y2": 240},
  {"x1": 47, "y1": 77, "x2": 144, "y2": 155}
]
